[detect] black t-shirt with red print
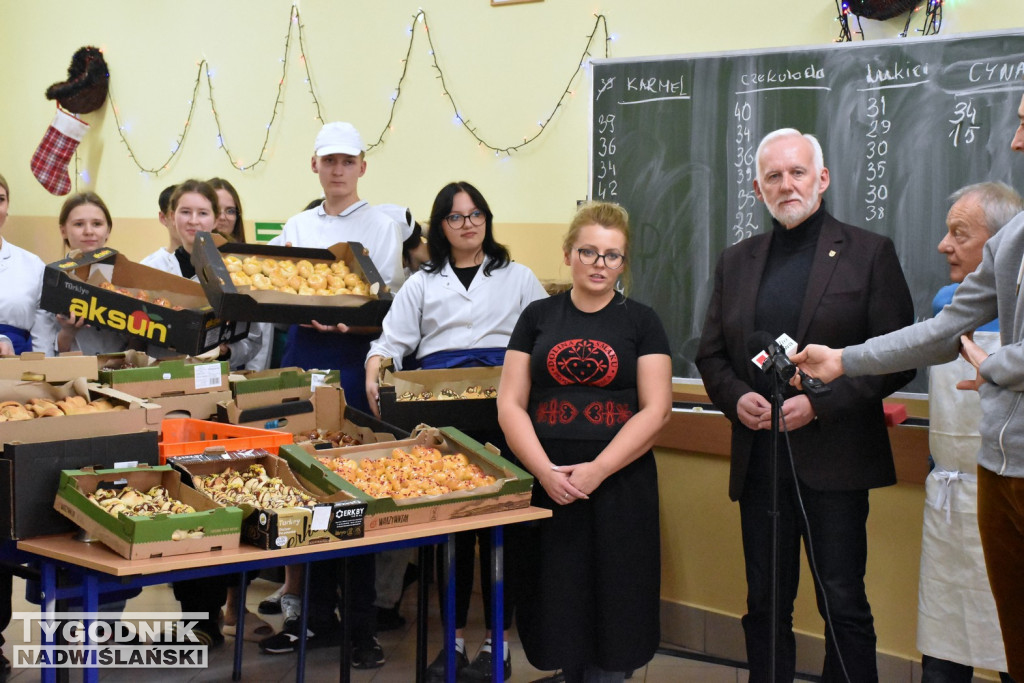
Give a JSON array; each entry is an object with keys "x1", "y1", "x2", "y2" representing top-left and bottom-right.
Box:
[{"x1": 508, "y1": 290, "x2": 670, "y2": 442}]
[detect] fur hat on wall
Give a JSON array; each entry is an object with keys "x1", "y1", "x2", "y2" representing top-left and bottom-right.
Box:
[{"x1": 45, "y1": 47, "x2": 110, "y2": 115}]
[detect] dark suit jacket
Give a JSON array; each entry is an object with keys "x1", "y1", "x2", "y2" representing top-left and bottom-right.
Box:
[{"x1": 695, "y1": 212, "x2": 915, "y2": 501}]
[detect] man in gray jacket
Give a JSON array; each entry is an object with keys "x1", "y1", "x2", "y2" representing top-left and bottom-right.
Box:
[{"x1": 792, "y1": 93, "x2": 1024, "y2": 681}]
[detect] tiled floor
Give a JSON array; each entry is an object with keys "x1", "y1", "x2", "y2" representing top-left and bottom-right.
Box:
[{"x1": 4, "y1": 575, "x2": 750, "y2": 682}]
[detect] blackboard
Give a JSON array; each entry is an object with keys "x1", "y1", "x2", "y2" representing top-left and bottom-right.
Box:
[{"x1": 591, "y1": 31, "x2": 1024, "y2": 387}]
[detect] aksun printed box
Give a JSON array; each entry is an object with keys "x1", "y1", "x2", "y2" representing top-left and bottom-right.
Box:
[
  {"x1": 192, "y1": 234, "x2": 394, "y2": 327},
  {"x1": 53, "y1": 465, "x2": 243, "y2": 560},
  {"x1": 169, "y1": 448, "x2": 367, "y2": 549},
  {"x1": 279, "y1": 427, "x2": 532, "y2": 531},
  {"x1": 40, "y1": 248, "x2": 250, "y2": 355}
]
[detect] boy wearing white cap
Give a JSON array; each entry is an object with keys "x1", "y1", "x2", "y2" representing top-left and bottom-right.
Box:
[{"x1": 260, "y1": 122, "x2": 401, "y2": 669}]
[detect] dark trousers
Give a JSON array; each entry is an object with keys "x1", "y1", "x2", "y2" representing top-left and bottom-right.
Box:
[
  {"x1": 307, "y1": 554, "x2": 376, "y2": 645},
  {"x1": 0, "y1": 568, "x2": 10, "y2": 649},
  {"x1": 921, "y1": 654, "x2": 1015, "y2": 683},
  {"x1": 739, "y1": 449, "x2": 877, "y2": 683},
  {"x1": 977, "y1": 465, "x2": 1024, "y2": 682}
]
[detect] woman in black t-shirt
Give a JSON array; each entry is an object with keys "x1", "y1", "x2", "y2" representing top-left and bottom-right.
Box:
[{"x1": 498, "y1": 201, "x2": 672, "y2": 682}]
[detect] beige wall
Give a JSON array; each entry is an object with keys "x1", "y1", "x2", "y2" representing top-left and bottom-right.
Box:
[{"x1": 4, "y1": 0, "x2": 1023, "y2": 667}]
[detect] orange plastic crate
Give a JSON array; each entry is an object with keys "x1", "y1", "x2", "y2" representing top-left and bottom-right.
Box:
[{"x1": 158, "y1": 418, "x2": 293, "y2": 464}]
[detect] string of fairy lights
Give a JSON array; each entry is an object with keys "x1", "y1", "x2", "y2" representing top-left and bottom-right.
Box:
[
  {"x1": 105, "y1": 5, "x2": 610, "y2": 176},
  {"x1": 834, "y1": 0, "x2": 942, "y2": 42}
]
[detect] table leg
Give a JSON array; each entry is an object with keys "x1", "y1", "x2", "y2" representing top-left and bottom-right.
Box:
[
  {"x1": 415, "y1": 545, "x2": 430, "y2": 683},
  {"x1": 82, "y1": 573, "x2": 98, "y2": 683},
  {"x1": 491, "y1": 525, "x2": 505, "y2": 683},
  {"x1": 296, "y1": 561, "x2": 311, "y2": 683},
  {"x1": 40, "y1": 562, "x2": 56, "y2": 683},
  {"x1": 232, "y1": 570, "x2": 247, "y2": 681},
  {"x1": 339, "y1": 558, "x2": 350, "y2": 683},
  {"x1": 444, "y1": 534, "x2": 456, "y2": 683}
]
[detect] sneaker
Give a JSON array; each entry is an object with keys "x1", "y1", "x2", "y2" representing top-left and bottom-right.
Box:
[
  {"x1": 460, "y1": 646, "x2": 511, "y2": 681},
  {"x1": 376, "y1": 605, "x2": 406, "y2": 631},
  {"x1": 258, "y1": 620, "x2": 340, "y2": 655},
  {"x1": 280, "y1": 593, "x2": 301, "y2": 627},
  {"x1": 426, "y1": 646, "x2": 468, "y2": 682},
  {"x1": 351, "y1": 636, "x2": 386, "y2": 669},
  {"x1": 257, "y1": 584, "x2": 286, "y2": 615}
]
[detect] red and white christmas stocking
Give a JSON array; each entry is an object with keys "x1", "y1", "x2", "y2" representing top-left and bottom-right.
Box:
[{"x1": 31, "y1": 108, "x2": 89, "y2": 196}]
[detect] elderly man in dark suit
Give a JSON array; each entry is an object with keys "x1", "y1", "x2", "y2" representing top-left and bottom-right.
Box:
[{"x1": 695, "y1": 128, "x2": 915, "y2": 682}]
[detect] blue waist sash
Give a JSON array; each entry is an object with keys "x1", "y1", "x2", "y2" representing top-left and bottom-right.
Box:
[
  {"x1": 419, "y1": 347, "x2": 506, "y2": 370},
  {"x1": 0, "y1": 324, "x2": 32, "y2": 354}
]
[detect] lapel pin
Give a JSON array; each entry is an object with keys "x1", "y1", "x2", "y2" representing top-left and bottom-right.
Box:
[{"x1": 828, "y1": 250, "x2": 837, "y2": 258}]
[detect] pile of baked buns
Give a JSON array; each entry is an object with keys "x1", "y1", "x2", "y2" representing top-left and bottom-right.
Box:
[
  {"x1": 0, "y1": 395, "x2": 125, "y2": 421},
  {"x1": 224, "y1": 255, "x2": 372, "y2": 296}
]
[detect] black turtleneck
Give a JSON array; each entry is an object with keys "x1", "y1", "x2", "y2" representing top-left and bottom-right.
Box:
[{"x1": 753, "y1": 202, "x2": 826, "y2": 338}]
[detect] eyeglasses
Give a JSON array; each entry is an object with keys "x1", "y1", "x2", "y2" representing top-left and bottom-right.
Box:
[
  {"x1": 576, "y1": 248, "x2": 625, "y2": 270},
  {"x1": 219, "y1": 207, "x2": 238, "y2": 218},
  {"x1": 444, "y1": 210, "x2": 486, "y2": 230}
]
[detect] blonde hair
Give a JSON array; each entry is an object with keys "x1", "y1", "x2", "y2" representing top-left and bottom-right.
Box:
[{"x1": 562, "y1": 201, "x2": 631, "y2": 291}]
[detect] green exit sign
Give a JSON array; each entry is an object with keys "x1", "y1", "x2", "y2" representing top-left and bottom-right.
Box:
[{"x1": 254, "y1": 222, "x2": 284, "y2": 243}]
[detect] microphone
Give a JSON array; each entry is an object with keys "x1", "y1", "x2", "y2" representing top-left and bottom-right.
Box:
[
  {"x1": 748, "y1": 331, "x2": 832, "y2": 397},
  {"x1": 748, "y1": 331, "x2": 797, "y2": 381}
]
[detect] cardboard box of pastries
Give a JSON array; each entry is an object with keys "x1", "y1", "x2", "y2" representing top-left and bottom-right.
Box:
[
  {"x1": 97, "y1": 351, "x2": 228, "y2": 398},
  {"x1": 0, "y1": 430, "x2": 159, "y2": 540},
  {"x1": 40, "y1": 248, "x2": 250, "y2": 356},
  {"x1": 0, "y1": 351, "x2": 98, "y2": 383},
  {"x1": 169, "y1": 448, "x2": 367, "y2": 549},
  {"x1": 192, "y1": 233, "x2": 394, "y2": 327},
  {"x1": 0, "y1": 378, "x2": 161, "y2": 452},
  {"x1": 376, "y1": 361, "x2": 501, "y2": 433},
  {"x1": 53, "y1": 465, "x2": 243, "y2": 560},
  {"x1": 280, "y1": 426, "x2": 532, "y2": 531}
]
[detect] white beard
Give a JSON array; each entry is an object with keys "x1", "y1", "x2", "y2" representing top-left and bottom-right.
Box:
[{"x1": 768, "y1": 179, "x2": 822, "y2": 228}]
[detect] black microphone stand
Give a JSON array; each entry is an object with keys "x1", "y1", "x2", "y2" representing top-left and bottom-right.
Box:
[{"x1": 767, "y1": 361, "x2": 786, "y2": 683}]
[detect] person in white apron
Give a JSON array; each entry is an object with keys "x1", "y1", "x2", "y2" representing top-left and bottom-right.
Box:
[{"x1": 918, "y1": 182, "x2": 1021, "y2": 682}]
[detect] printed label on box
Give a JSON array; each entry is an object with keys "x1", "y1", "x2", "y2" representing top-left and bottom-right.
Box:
[
  {"x1": 311, "y1": 506, "x2": 330, "y2": 531},
  {"x1": 193, "y1": 363, "x2": 224, "y2": 390},
  {"x1": 310, "y1": 373, "x2": 327, "y2": 390}
]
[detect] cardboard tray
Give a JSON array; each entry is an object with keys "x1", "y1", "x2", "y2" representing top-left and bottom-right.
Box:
[
  {"x1": 147, "y1": 390, "x2": 232, "y2": 423},
  {"x1": 0, "y1": 379, "x2": 162, "y2": 452},
  {"x1": 97, "y1": 351, "x2": 228, "y2": 398},
  {"x1": 279, "y1": 427, "x2": 532, "y2": 531},
  {"x1": 53, "y1": 465, "x2": 243, "y2": 560},
  {"x1": 0, "y1": 431, "x2": 160, "y2": 540},
  {"x1": 40, "y1": 247, "x2": 250, "y2": 355},
  {"x1": 377, "y1": 363, "x2": 501, "y2": 433},
  {"x1": 169, "y1": 449, "x2": 367, "y2": 549},
  {"x1": 0, "y1": 352, "x2": 98, "y2": 383},
  {"x1": 217, "y1": 368, "x2": 340, "y2": 434},
  {"x1": 192, "y1": 234, "x2": 394, "y2": 326}
]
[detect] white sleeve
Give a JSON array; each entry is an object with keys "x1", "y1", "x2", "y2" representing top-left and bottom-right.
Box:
[
  {"x1": 367, "y1": 273, "x2": 426, "y2": 371},
  {"x1": 31, "y1": 308, "x2": 58, "y2": 356},
  {"x1": 244, "y1": 322, "x2": 274, "y2": 372},
  {"x1": 227, "y1": 322, "x2": 265, "y2": 370}
]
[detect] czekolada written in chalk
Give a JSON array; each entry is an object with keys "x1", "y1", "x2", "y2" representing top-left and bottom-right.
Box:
[{"x1": 740, "y1": 64, "x2": 825, "y2": 87}]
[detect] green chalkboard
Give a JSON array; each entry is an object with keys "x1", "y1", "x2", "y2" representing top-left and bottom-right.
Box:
[{"x1": 591, "y1": 31, "x2": 1024, "y2": 385}]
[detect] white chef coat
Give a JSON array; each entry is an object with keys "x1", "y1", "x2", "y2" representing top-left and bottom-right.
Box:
[
  {"x1": 270, "y1": 200, "x2": 405, "y2": 290},
  {"x1": 0, "y1": 239, "x2": 56, "y2": 355},
  {"x1": 367, "y1": 257, "x2": 547, "y2": 370}
]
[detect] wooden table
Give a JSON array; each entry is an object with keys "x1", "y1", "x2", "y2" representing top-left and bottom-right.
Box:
[{"x1": 15, "y1": 506, "x2": 551, "y2": 683}]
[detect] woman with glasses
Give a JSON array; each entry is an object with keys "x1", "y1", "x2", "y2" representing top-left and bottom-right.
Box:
[
  {"x1": 365, "y1": 180, "x2": 546, "y2": 681},
  {"x1": 208, "y1": 177, "x2": 246, "y2": 243},
  {"x1": 497, "y1": 201, "x2": 672, "y2": 683}
]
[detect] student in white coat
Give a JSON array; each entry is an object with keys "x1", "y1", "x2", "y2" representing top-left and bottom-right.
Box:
[{"x1": 365, "y1": 181, "x2": 547, "y2": 682}]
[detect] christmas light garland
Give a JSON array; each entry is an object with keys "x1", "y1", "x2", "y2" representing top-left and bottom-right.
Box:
[{"x1": 106, "y1": 5, "x2": 610, "y2": 175}]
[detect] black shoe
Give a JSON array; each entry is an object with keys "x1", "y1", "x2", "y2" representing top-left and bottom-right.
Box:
[
  {"x1": 258, "y1": 620, "x2": 341, "y2": 655},
  {"x1": 426, "y1": 647, "x2": 468, "y2": 682},
  {"x1": 460, "y1": 647, "x2": 512, "y2": 681},
  {"x1": 376, "y1": 605, "x2": 407, "y2": 631},
  {"x1": 351, "y1": 636, "x2": 386, "y2": 669},
  {"x1": 257, "y1": 586, "x2": 285, "y2": 615}
]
